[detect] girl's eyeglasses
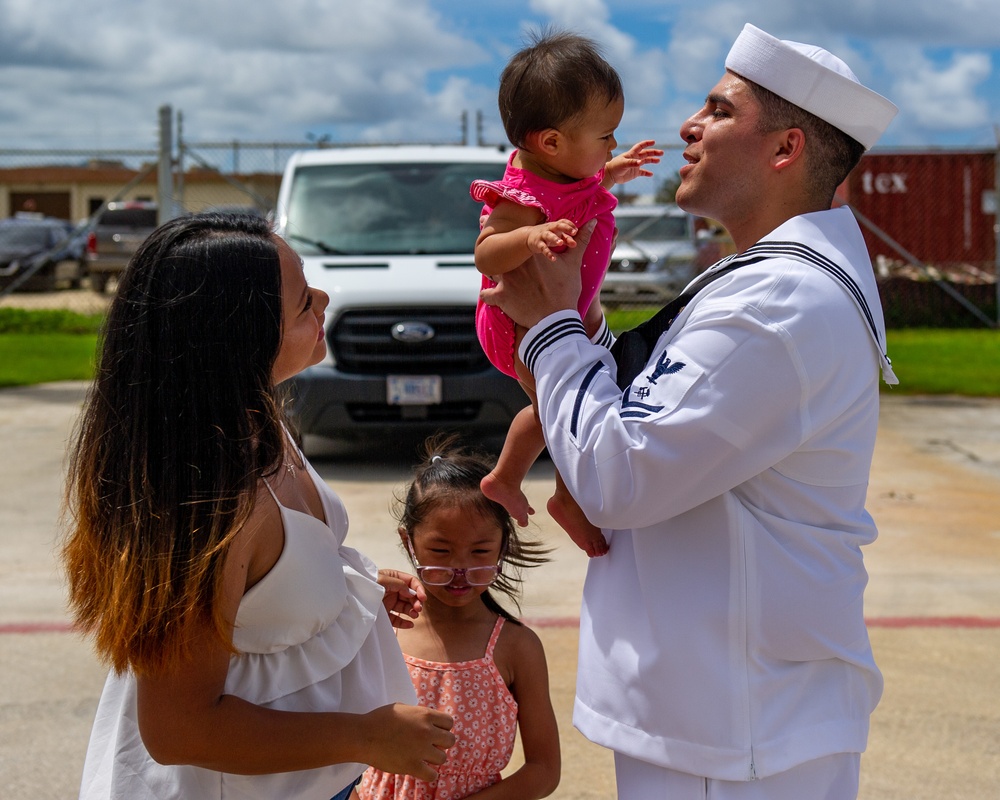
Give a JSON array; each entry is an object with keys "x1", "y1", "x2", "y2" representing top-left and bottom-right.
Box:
[{"x1": 405, "y1": 537, "x2": 502, "y2": 586}]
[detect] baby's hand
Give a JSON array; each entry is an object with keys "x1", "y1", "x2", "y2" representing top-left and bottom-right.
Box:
[
  {"x1": 527, "y1": 219, "x2": 578, "y2": 260},
  {"x1": 606, "y1": 140, "x2": 664, "y2": 186},
  {"x1": 363, "y1": 704, "x2": 455, "y2": 781},
  {"x1": 377, "y1": 569, "x2": 426, "y2": 628}
]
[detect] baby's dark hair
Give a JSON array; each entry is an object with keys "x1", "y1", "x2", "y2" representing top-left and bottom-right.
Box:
[
  {"x1": 396, "y1": 433, "x2": 551, "y2": 623},
  {"x1": 498, "y1": 29, "x2": 623, "y2": 150}
]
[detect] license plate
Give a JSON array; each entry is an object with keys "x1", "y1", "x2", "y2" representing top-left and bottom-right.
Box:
[{"x1": 387, "y1": 375, "x2": 442, "y2": 405}]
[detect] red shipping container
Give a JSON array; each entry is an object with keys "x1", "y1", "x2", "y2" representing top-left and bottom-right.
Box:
[{"x1": 840, "y1": 150, "x2": 996, "y2": 271}]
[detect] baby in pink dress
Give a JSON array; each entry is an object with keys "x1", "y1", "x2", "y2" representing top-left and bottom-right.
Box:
[
  {"x1": 472, "y1": 152, "x2": 618, "y2": 380},
  {"x1": 472, "y1": 31, "x2": 661, "y2": 557}
]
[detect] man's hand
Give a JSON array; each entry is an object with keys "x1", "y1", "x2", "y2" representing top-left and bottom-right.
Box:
[{"x1": 480, "y1": 219, "x2": 596, "y2": 331}]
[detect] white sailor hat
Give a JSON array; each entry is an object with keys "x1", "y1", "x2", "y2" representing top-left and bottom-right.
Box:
[{"x1": 725, "y1": 23, "x2": 897, "y2": 150}]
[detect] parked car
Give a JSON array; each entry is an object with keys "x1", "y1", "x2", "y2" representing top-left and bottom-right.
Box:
[
  {"x1": 601, "y1": 204, "x2": 699, "y2": 306},
  {"x1": 0, "y1": 215, "x2": 86, "y2": 292},
  {"x1": 273, "y1": 145, "x2": 528, "y2": 449},
  {"x1": 84, "y1": 201, "x2": 159, "y2": 293}
]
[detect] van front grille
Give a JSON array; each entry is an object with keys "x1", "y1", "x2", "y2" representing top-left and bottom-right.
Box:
[{"x1": 330, "y1": 307, "x2": 489, "y2": 375}]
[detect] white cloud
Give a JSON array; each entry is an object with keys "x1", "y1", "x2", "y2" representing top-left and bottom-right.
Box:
[
  {"x1": 0, "y1": 0, "x2": 995, "y2": 152},
  {"x1": 891, "y1": 49, "x2": 993, "y2": 131},
  {"x1": 529, "y1": 0, "x2": 612, "y2": 29}
]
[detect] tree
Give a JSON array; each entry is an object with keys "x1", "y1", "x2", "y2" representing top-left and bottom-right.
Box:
[{"x1": 655, "y1": 172, "x2": 681, "y2": 204}]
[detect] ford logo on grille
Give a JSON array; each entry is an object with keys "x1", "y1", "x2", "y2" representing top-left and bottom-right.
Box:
[{"x1": 391, "y1": 321, "x2": 435, "y2": 343}]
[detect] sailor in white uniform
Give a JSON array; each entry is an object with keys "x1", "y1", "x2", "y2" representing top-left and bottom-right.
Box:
[{"x1": 481, "y1": 23, "x2": 899, "y2": 800}]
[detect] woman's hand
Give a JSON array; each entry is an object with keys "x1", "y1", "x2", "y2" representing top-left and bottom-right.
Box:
[
  {"x1": 361, "y1": 703, "x2": 455, "y2": 781},
  {"x1": 377, "y1": 569, "x2": 426, "y2": 628}
]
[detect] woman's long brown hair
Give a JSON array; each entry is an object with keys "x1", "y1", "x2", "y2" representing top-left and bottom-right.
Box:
[{"x1": 62, "y1": 212, "x2": 287, "y2": 676}]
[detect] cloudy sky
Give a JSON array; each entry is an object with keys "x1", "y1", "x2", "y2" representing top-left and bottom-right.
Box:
[{"x1": 2, "y1": 0, "x2": 998, "y2": 177}]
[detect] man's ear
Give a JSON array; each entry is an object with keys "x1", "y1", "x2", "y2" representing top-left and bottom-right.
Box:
[
  {"x1": 772, "y1": 127, "x2": 806, "y2": 171},
  {"x1": 525, "y1": 128, "x2": 561, "y2": 156}
]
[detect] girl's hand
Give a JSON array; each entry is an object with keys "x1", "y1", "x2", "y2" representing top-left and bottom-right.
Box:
[
  {"x1": 362, "y1": 703, "x2": 455, "y2": 781},
  {"x1": 377, "y1": 569, "x2": 426, "y2": 628},
  {"x1": 605, "y1": 140, "x2": 664, "y2": 186},
  {"x1": 526, "y1": 219, "x2": 578, "y2": 261}
]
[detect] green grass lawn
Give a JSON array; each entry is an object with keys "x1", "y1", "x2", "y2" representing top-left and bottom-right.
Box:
[
  {"x1": 0, "y1": 333, "x2": 99, "y2": 387},
  {"x1": 885, "y1": 329, "x2": 1000, "y2": 396},
  {"x1": 606, "y1": 308, "x2": 999, "y2": 396},
  {"x1": 0, "y1": 308, "x2": 997, "y2": 396},
  {"x1": 0, "y1": 309, "x2": 102, "y2": 388}
]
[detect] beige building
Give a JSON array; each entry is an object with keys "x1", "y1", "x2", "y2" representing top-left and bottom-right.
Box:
[{"x1": 1, "y1": 162, "x2": 280, "y2": 222}]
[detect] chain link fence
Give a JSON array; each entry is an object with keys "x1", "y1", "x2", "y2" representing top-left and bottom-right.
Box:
[{"x1": 1, "y1": 108, "x2": 997, "y2": 327}]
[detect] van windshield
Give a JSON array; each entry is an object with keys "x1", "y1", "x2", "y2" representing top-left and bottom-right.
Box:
[{"x1": 284, "y1": 161, "x2": 506, "y2": 256}]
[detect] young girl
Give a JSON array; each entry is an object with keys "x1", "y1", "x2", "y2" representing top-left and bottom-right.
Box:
[
  {"x1": 62, "y1": 212, "x2": 455, "y2": 800},
  {"x1": 471, "y1": 31, "x2": 662, "y2": 557},
  {"x1": 358, "y1": 434, "x2": 560, "y2": 800}
]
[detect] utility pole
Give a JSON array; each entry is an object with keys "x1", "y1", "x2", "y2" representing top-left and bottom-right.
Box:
[
  {"x1": 994, "y1": 124, "x2": 999, "y2": 326},
  {"x1": 175, "y1": 111, "x2": 185, "y2": 213},
  {"x1": 158, "y1": 105, "x2": 175, "y2": 225}
]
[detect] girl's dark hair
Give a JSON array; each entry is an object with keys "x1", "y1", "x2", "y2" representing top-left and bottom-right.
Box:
[
  {"x1": 498, "y1": 29, "x2": 623, "y2": 149},
  {"x1": 397, "y1": 434, "x2": 551, "y2": 623},
  {"x1": 62, "y1": 212, "x2": 287, "y2": 675}
]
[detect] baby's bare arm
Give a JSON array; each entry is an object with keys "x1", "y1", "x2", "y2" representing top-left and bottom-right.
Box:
[
  {"x1": 476, "y1": 202, "x2": 577, "y2": 276},
  {"x1": 602, "y1": 140, "x2": 663, "y2": 190}
]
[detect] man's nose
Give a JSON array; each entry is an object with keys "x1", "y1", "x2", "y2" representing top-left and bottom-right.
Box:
[{"x1": 679, "y1": 115, "x2": 700, "y2": 143}]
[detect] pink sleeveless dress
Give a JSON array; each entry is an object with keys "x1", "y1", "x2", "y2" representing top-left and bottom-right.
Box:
[
  {"x1": 471, "y1": 151, "x2": 618, "y2": 378},
  {"x1": 358, "y1": 617, "x2": 519, "y2": 799}
]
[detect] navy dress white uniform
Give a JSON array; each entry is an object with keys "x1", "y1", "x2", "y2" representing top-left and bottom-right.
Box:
[
  {"x1": 522, "y1": 207, "x2": 895, "y2": 781},
  {"x1": 515, "y1": 24, "x2": 900, "y2": 792}
]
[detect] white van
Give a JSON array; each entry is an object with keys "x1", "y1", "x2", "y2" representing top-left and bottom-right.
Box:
[{"x1": 274, "y1": 145, "x2": 527, "y2": 447}]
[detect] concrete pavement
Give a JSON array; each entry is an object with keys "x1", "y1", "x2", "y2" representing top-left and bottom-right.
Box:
[{"x1": 1, "y1": 384, "x2": 998, "y2": 798}]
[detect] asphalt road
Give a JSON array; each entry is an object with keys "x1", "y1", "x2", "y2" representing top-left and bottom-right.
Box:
[{"x1": 1, "y1": 383, "x2": 998, "y2": 799}]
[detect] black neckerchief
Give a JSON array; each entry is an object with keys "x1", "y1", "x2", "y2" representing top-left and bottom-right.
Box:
[{"x1": 609, "y1": 258, "x2": 749, "y2": 391}]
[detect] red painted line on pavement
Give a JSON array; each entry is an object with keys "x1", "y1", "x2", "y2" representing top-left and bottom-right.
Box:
[
  {"x1": 0, "y1": 621, "x2": 77, "y2": 634},
  {"x1": 866, "y1": 616, "x2": 1000, "y2": 628},
  {"x1": 4, "y1": 617, "x2": 1000, "y2": 635},
  {"x1": 524, "y1": 616, "x2": 1000, "y2": 630}
]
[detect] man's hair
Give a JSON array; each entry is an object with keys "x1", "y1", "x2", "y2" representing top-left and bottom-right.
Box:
[
  {"x1": 498, "y1": 30, "x2": 623, "y2": 149},
  {"x1": 744, "y1": 78, "x2": 865, "y2": 207}
]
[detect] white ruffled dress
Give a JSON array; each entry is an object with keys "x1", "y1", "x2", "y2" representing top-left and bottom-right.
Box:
[{"x1": 78, "y1": 460, "x2": 416, "y2": 799}]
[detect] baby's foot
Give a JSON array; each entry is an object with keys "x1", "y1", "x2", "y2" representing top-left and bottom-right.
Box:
[
  {"x1": 546, "y1": 493, "x2": 609, "y2": 558},
  {"x1": 481, "y1": 471, "x2": 534, "y2": 527}
]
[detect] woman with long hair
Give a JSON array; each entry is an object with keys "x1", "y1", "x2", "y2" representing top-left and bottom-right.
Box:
[{"x1": 63, "y1": 212, "x2": 454, "y2": 800}]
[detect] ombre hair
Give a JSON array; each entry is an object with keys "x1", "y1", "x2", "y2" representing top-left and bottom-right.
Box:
[{"x1": 62, "y1": 212, "x2": 288, "y2": 675}]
